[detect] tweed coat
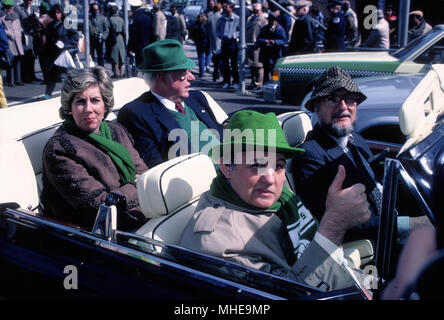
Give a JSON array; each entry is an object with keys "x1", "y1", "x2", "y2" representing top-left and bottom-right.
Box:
[
  {"x1": 180, "y1": 191, "x2": 359, "y2": 291},
  {"x1": 40, "y1": 121, "x2": 148, "y2": 231},
  {"x1": 1, "y1": 13, "x2": 24, "y2": 56}
]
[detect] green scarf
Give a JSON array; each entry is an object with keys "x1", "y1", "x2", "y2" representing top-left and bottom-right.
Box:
[
  {"x1": 210, "y1": 171, "x2": 318, "y2": 265},
  {"x1": 62, "y1": 119, "x2": 136, "y2": 185}
]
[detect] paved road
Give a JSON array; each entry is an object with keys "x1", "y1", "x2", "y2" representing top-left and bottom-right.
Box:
[{"x1": 3, "y1": 40, "x2": 297, "y2": 115}]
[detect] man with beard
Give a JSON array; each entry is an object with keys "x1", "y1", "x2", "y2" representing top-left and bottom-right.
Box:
[{"x1": 292, "y1": 66, "x2": 423, "y2": 243}]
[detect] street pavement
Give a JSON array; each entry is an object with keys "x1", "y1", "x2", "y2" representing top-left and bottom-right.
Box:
[{"x1": 2, "y1": 40, "x2": 297, "y2": 115}]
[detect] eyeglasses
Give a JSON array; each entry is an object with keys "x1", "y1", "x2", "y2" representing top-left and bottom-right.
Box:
[
  {"x1": 321, "y1": 93, "x2": 360, "y2": 106},
  {"x1": 168, "y1": 69, "x2": 191, "y2": 81}
]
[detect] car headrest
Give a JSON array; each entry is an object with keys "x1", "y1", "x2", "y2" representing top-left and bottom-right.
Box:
[
  {"x1": 136, "y1": 153, "x2": 217, "y2": 219},
  {"x1": 279, "y1": 111, "x2": 313, "y2": 147}
]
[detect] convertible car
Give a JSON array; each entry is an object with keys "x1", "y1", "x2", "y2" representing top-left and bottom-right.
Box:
[
  {"x1": 263, "y1": 25, "x2": 444, "y2": 106},
  {"x1": 0, "y1": 68, "x2": 443, "y2": 300}
]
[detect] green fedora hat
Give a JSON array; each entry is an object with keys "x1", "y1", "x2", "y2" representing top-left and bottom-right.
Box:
[
  {"x1": 137, "y1": 39, "x2": 195, "y2": 73},
  {"x1": 210, "y1": 110, "x2": 304, "y2": 160}
]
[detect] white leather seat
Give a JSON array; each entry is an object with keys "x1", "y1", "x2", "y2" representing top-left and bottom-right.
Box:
[
  {"x1": 136, "y1": 153, "x2": 217, "y2": 247},
  {"x1": 399, "y1": 64, "x2": 444, "y2": 154},
  {"x1": 277, "y1": 111, "x2": 313, "y2": 191}
]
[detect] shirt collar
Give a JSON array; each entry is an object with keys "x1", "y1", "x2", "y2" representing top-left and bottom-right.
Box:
[{"x1": 151, "y1": 91, "x2": 181, "y2": 112}]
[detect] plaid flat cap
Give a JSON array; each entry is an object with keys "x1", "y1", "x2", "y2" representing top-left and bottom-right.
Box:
[{"x1": 305, "y1": 66, "x2": 367, "y2": 111}]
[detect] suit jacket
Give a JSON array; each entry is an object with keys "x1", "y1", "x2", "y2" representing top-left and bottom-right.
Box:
[
  {"x1": 292, "y1": 123, "x2": 381, "y2": 242},
  {"x1": 180, "y1": 191, "x2": 357, "y2": 291},
  {"x1": 117, "y1": 90, "x2": 224, "y2": 168}
]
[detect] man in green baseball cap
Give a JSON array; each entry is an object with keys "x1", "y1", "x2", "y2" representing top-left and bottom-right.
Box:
[
  {"x1": 118, "y1": 39, "x2": 227, "y2": 167},
  {"x1": 180, "y1": 109, "x2": 373, "y2": 292}
]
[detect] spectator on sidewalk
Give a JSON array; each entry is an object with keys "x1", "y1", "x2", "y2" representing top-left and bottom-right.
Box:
[
  {"x1": 216, "y1": 1, "x2": 240, "y2": 90},
  {"x1": 207, "y1": 2, "x2": 222, "y2": 82},
  {"x1": 108, "y1": 5, "x2": 126, "y2": 78},
  {"x1": 246, "y1": 2, "x2": 267, "y2": 91},
  {"x1": 0, "y1": 22, "x2": 9, "y2": 108},
  {"x1": 288, "y1": 1, "x2": 324, "y2": 55},
  {"x1": 17, "y1": 0, "x2": 40, "y2": 83},
  {"x1": 408, "y1": 10, "x2": 432, "y2": 42},
  {"x1": 1, "y1": 0, "x2": 24, "y2": 87},
  {"x1": 362, "y1": 9, "x2": 389, "y2": 49},
  {"x1": 257, "y1": 13, "x2": 287, "y2": 83},
  {"x1": 127, "y1": 0, "x2": 153, "y2": 67},
  {"x1": 152, "y1": 4, "x2": 166, "y2": 41},
  {"x1": 341, "y1": 0, "x2": 360, "y2": 48},
  {"x1": 44, "y1": 3, "x2": 79, "y2": 99},
  {"x1": 189, "y1": 12, "x2": 210, "y2": 78},
  {"x1": 166, "y1": 5, "x2": 187, "y2": 44},
  {"x1": 325, "y1": 0, "x2": 346, "y2": 52},
  {"x1": 89, "y1": 3, "x2": 109, "y2": 67}
]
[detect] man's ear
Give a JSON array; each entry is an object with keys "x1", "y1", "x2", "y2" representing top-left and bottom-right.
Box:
[{"x1": 219, "y1": 161, "x2": 233, "y2": 180}]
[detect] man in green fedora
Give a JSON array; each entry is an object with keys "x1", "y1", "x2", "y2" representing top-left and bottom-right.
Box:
[
  {"x1": 118, "y1": 39, "x2": 227, "y2": 168},
  {"x1": 180, "y1": 110, "x2": 373, "y2": 292}
]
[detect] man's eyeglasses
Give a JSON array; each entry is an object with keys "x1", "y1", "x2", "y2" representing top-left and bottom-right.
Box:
[
  {"x1": 171, "y1": 69, "x2": 191, "y2": 81},
  {"x1": 321, "y1": 93, "x2": 360, "y2": 106}
]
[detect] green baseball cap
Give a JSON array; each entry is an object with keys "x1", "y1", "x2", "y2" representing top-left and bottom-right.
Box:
[
  {"x1": 210, "y1": 110, "x2": 305, "y2": 160},
  {"x1": 137, "y1": 39, "x2": 195, "y2": 73}
]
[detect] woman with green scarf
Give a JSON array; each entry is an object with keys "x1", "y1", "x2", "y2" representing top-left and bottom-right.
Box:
[{"x1": 41, "y1": 67, "x2": 149, "y2": 231}]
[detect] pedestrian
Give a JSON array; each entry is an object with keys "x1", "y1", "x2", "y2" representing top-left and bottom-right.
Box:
[
  {"x1": 0, "y1": 22, "x2": 9, "y2": 108},
  {"x1": 108, "y1": 5, "x2": 126, "y2": 78},
  {"x1": 152, "y1": 4, "x2": 166, "y2": 41},
  {"x1": 1, "y1": 0, "x2": 24, "y2": 87},
  {"x1": 341, "y1": 0, "x2": 360, "y2": 48},
  {"x1": 256, "y1": 13, "x2": 287, "y2": 83},
  {"x1": 44, "y1": 4, "x2": 79, "y2": 99},
  {"x1": 408, "y1": 10, "x2": 432, "y2": 42},
  {"x1": 34, "y1": 1, "x2": 51, "y2": 85},
  {"x1": 189, "y1": 13, "x2": 210, "y2": 78},
  {"x1": 384, "y1": 5, "x2": 398, "y2": 46},
  {"x1": 127, "y1": 0, "x2": 154, "y2": 67},
  {"x1": 246, "y1": 2, "x2": 267, "y2": 90},
  {"x1": 288, "y1": 0, "x2": 324, "y2": 55},
  {"x1": 89, "y1": 3, "x2": 109, "y2": 67},
  {"x1": 117, "y1": 39, "x2": 226, "y2": 168},
  {"x1": 216, "y1": 1, "x2": 240, "y2": 89},
  {"x1": 362, "y1": 9, "x2": 389, "y2": 49},
  {"x1": 325, "y1": 0, "x2": 346, "y2": 52},
  {"x1": 207, "y1": 2, "x2": 222, "y2": 82},
  {"x1": 17, "y1": 0, "x2": 40, "y2": 83},
  {"x1": 166, "y1": 5, "x2": 187, "y2": 44}
]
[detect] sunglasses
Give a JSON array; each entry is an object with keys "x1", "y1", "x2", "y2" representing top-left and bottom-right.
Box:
[{"x1": 321, "y1": 93, "x2": 360, "y2": 106}]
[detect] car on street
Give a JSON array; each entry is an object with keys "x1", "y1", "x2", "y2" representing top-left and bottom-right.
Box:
[{"x1": 263, "y1": 25, "x2": 444, "y2": 106}]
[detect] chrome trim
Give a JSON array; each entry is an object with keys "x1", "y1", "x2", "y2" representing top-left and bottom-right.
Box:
[{"x1": 279, "y1": 67, "x2": 396, "y2": 78}]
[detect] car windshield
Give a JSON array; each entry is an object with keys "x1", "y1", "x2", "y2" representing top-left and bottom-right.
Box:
[{"x1": 392, "y1": 27, "x2": 444, "y2": 61}]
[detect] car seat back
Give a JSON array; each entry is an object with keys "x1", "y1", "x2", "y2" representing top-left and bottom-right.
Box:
[
  {"x1": 136, "y1": 153, "x2": 217, "y2": 247},
  {"x1": 277, "y1": 111, "x2": 313, "y2": 191}
]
